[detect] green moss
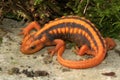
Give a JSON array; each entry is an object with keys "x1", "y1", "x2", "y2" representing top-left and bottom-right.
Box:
[
  {"x1": 0, "y1": 38, "x2": 2, "y2": 44},
  {"x1": 65, "y1": 0, "x2": 120, "y2": 39},
  {"x1": 0, "y1": 0, "x2": 120, "y2": 39}
]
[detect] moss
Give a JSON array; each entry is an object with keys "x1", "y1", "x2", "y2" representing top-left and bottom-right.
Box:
[
  {"x1": 0, "y1": 0, "x2": 120, "y2": 39},
  {"x1": 0, "y1": 38, "x2": 2, "y2": 44}
]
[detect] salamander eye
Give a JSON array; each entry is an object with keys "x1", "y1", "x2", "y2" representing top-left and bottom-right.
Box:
[{"x1": 30, "y1": 45, "x2": 36, "y2": 49}]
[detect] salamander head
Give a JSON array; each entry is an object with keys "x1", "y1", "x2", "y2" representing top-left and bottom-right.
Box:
[{"x1": 20, "y1": 34, "x2": 46, "y2": 54}]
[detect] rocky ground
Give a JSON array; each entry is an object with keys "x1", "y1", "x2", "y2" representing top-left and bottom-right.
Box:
[{"x1": 0, "y1": 18, "x2": 120, "y2": 80}]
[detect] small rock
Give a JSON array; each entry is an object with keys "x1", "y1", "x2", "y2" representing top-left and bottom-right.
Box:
[
  {"x1": 62, "y1": 68, "x2": 71, "y2": 72},
  {"x1": 8, "y1": 67, "x2": 20, "y2": 75},
  {"x1": 43, "y1": 55, "x2": 53, "y2": 64},
  {"x1": 102, "y1": 72, "x2": 117, "y2": 77},
  {"x1": 22, "y1": 69, "x2": 49, "y2": 77},
  {"x1": 34, "y1": 70, "x2": 49, "y2": 77}
]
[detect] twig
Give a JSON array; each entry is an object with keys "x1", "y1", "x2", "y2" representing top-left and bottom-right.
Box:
[{"x1": 83, "y1": 0, "x2": 89, "y2": 14}]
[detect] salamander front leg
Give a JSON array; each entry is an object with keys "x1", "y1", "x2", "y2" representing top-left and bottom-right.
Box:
[
  {"x1": 48, "y1": 39, "x2": 65, "y2": 56},
  {"x1": 74, "y1": 44, "x2": 95, "y2": 56},
  {"x1": 20, "y1": 21, "x2": 41, "y2": 37}
]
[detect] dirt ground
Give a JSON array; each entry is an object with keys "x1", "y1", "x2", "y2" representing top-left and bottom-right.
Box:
[{"x1": 0, "y1": 18, "x2": 120, "y2": 80}]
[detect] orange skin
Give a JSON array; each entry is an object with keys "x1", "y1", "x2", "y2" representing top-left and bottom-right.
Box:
[
  {"x1": 57, "y1": 38, "x2": 116, "y2": 69},
  {"x1": 20, "y1": 16, "x2": 116, "y2": 69}
]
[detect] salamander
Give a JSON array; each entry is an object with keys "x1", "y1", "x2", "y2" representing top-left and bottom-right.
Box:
[{"x1": 20, "y1": 16, "x2": 116, "y2": 69}]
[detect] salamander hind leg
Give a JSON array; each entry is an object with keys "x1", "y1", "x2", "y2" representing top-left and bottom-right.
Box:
[
  {"x1": 105, "y1": 37, "x2": 116, "y2": 50},
  {"x1": 74, "y1": 44, "x2": 95, "y2": 56}
]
